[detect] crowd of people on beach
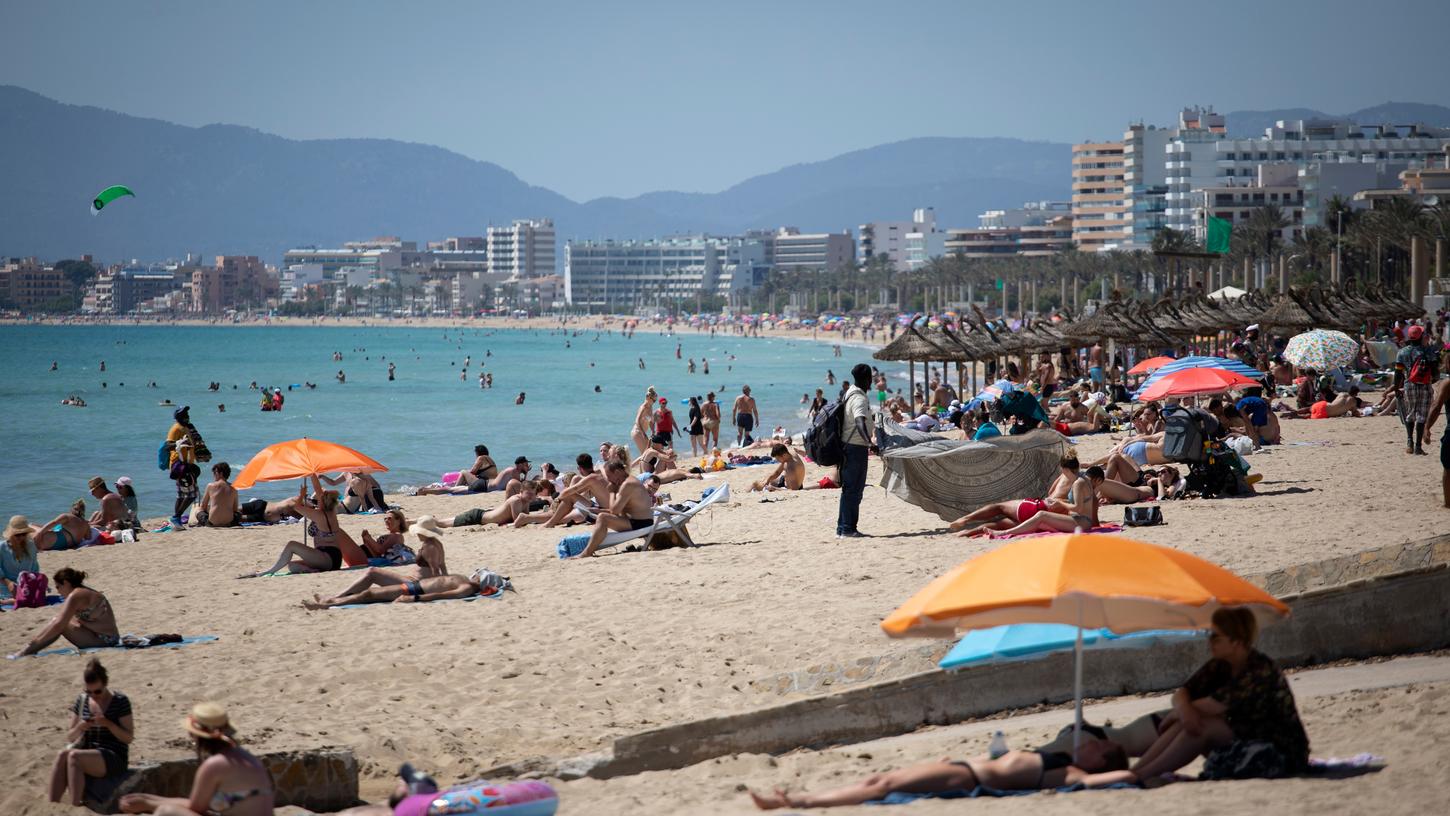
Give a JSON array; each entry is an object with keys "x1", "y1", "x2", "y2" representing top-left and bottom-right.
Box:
[{"x1": 5, "y1": 310, "x2": 1447, "y2": 813}]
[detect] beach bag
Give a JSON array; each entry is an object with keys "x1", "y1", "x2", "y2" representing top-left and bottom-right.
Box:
[
  {"x1": 14, "y1": 571, "x2": 48, "y2": 608},
  {"x1": 804, "y1": 399, "x2": 846, "y2": 467},
  {"x1": 1123, "y1": 506, "x2": 1163, "y2": 527},
  {"x1": 1408, "y1": 352, "x2": 1434, "y2": 385}
]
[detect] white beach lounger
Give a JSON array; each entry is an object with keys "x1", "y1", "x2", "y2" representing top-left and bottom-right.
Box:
[{"x1": 557, "y1": 484, "x2": 730, "y2": 557}]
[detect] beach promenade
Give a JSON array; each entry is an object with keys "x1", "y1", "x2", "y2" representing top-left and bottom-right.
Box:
[{"x1": 2, "y1": 395, "x2": 1446, "y2": 813}]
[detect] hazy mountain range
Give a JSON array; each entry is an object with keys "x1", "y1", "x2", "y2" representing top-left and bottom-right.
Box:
[{"x1": 2, "y1": 86, "x2": 1448, "y2": 264}]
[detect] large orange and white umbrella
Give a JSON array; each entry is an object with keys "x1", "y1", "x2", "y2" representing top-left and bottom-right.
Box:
[
  {"x1": 1127, "y1": 355, "x2": 1175, "y2": 376},
  {"x1": 1136, "y1": 367, "x2": 1259, "y2": 402},
  {"x1": 232, "y1": 438, "x2": 387, "y2": 490},
  {"x1": 881, "y1": 534, "x2": 1288, "y2": 754}
]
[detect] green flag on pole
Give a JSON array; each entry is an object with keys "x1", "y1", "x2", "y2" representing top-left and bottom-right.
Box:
[{"x1": 1206, "y1": 216, "x2": 1232, "y2": 254}]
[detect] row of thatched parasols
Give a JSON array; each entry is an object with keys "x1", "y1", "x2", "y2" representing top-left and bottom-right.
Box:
[{"x1": 873, "y1": 284, "x2": 1424, "y2": 399}]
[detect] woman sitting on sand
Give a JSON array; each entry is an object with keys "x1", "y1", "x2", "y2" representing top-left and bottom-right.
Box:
[
  {"x1": 322, "y1": 470, "x2": 387, "y2": 513},
  {"x1": 1112, "y1": 607, "x2": 1309, "y2": 783},
  {"x1": 119, "y1": 703, "x2": 273, "y2": 816},
  {"x1": 303, "y1": 568, "x2": 511, "y2": 609},
  {"x1": 50, "y1": 658, "x2": 133, "y2": 806},
  {"x1": 3, "y1": 515, "x2": 41, "y2": 599},
  {"x1": 237, "y1": 477, "x2": 363, "y2": 578},
  {"x1": 359, "y1": 509, "x2": 416, "y2": 565},
  {"x1": 749, "y1": 736, "x2": 1131, "y2": 809},
  {"x1": 10, "y1": 568, "x2": 120, "y2": 657}
]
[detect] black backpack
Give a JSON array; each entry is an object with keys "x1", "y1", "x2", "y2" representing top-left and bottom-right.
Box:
[
  {"x1": 805, "y1": 399, "x2": 847, "y2": 467},
  {"x1": 1162, "y1": 405, "x2": 1211, "y2": 464}
]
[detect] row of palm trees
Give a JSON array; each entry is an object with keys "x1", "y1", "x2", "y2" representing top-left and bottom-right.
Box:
[{"x1": 744, "y1": 195, "x2": 1449, "y2": 316}]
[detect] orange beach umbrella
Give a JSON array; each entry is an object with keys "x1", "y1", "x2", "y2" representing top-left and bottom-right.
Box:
[
  {"x1": 881, "y1": 534, "x2": 1288, "y2": 754},
  {"x1": 232, "y1": 437, "x2": 387, "y2": 490},
  {"x1": 1127, "y1": 355, "x2": 1175, "y2": 376}
]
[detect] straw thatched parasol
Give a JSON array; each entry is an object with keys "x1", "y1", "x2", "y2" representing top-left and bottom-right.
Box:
[
  {"x1": 1255, "y1": 294, "x2": 1318, "y2": 332},
  {"x1": 872, "y1": 325, "x2": 951, "y2": 362}
]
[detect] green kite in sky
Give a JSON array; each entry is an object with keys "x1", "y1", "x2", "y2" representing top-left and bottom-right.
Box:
[{"x1": 91, "y1": 185, "x2": 135, "y2": 215}]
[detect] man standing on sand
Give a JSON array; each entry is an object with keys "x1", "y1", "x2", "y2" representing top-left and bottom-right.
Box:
[
  {"x1": 837, "y1": 363, "x2": 875, "y2": 538},
  {"x1": 195, "y1": 462, "x2": 241, "y2": 527},
  {"x1": 573, "y1": 461, "x2": 655, "y2": 558},
  {"x1": 732, "y1": 385, "x2": 759, "y2": 447},
  {"x1": 702, "y1": 392, "x2": 722, "y2": 450},
  {"x1": 1395, "y1": 325, "x2": 1439, "y2": 455},
  {"x1": 1088, "y1": 342, "x2": 1106, "y2": 388},
  {"x1": 1422, "y1": 375, "x2": 1450, "y2": 507}
]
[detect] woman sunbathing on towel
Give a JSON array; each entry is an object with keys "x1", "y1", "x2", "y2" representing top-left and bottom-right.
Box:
[
  {"x1": 948, "y1": 498, "x2": 1070, "y2": 536},
  {"x1": 303, "y1": 569, "x2": 501, "y2": 609},
  {"x1": 965, "y1": 456, "x2": 1099, "y2": 538},
  {"x1": 1087, "y1": 465, "x2": 1178, "y2": 504},
  {"x1": 749, "y1": 737, "x2": 1131, "y2": 809}
]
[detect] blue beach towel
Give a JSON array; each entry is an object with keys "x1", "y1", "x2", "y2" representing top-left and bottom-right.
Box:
[
  {"x1": 25, "y1": 635, "x2": 219, "y2": 658},
  {"x1": 558, "y1": 534, "x2": 590, "y2": 559},
  {"x1": 328, "y1": 592, "x2": 503, "y2": 610}
]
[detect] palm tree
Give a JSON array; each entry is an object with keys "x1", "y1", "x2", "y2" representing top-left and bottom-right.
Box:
[
  {"x1": 1369, "y1": 195, "x2": 1427, "y2": 292},
  {"x1": 1427, "y1": 201, "x2": 1450, "y2": 282}
]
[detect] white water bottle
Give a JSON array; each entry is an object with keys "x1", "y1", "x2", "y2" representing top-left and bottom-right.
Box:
[{"x1": 988, "y1": 730, "x2": 1008, "y2": 759}]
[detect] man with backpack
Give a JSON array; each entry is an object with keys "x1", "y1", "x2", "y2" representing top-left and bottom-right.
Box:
[
  {"x1": 1394, "y1": 325, "x2": 1439, "y2": 456},
  {"x1": 837, "y1": 363, "x2": 876, "y2": 538}
]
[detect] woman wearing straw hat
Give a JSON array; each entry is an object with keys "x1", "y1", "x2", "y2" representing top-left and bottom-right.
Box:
[
  {"x1": 2, "y1": 515, "x2": 41, "y2": 599},
  {"x1": 119, "y1": 703, "x2": 273, "y2": 815}
]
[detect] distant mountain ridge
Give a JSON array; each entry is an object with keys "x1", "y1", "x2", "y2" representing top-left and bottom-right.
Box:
[
  {"x1": 0, "y1": 86, "x2": 1069, "y2": 263},
  {"x1": 1224, "y1": 102, "x2": 1450, "y2": 136}
]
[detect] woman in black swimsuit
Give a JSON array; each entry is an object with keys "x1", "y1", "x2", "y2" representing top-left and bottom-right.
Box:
[
  {"x1": 237, "y1": 481, "x2": 354, "y2": 578},
  {"x1": 749, "y1": 739, "x2": 1130, "y2": 809},
  {"x1": 687, "y1": 396, "x2": 705, "y2": 457}
]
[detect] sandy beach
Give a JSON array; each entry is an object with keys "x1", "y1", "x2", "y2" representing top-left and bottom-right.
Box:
[{"x1": 2, "y1": 400, "x2": 1446, "y2": 814}]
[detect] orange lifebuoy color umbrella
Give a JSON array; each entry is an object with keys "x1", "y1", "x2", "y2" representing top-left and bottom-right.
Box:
[
  {"x1": 232, "y1": 438, "x2": 387, "y2": 490},
  {"x1": 1127, "y1": 355, "x2": 1175, "y2": 376},
  {"x1": 1136, "y1": 367, "x2": 1259, "y2": 402},
  {"x1": 880, "y1": 534, "x2": 1288, "y2": 756}
]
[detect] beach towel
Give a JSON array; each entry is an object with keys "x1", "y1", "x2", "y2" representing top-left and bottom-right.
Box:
[
  {"x1": 878, "y1": 426, "x2": 1070, "y2": 521},
  {"x1": 557, "y1": 533, "x2": 591, "y2": 559},
  {"x1": 868, "y1": 781, "x2": 1138, "y2": 804},
  {"x1": 262, "y1": 559, "x2": 391, "y2": 577},
  {"x1": 20, "y1": 635, "x2": 218, "y2": 658},
  {"x1": 985, "y1": 524, "x2": 1124, "y2": 540},
  {"x1": 327, "y1": 593, "x2": 504, "y2": 610}
]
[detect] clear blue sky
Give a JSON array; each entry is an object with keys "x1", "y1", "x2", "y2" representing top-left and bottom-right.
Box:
[{"x1": 5, "y1": 0, "x2": 1448, "y2": 201}]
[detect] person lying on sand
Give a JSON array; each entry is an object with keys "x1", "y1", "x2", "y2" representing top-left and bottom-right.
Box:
[
  {"x1": 750, "y1": 443, "x2": 806, "y2": 491},
  {"x1": 1088, "y1": 465, "x2": 1164, "y2": 504},
  {"x1": 32, "y1": 503, "x2": 99, "y2": 551},
  {"x1": 431, "y1": 485, "x2": 537, "y2": 530},
  {"x1": 303, "y1": 569, "x2": 509, "y2": 609},
  {"x1": 1095, "y1": 438, "x2": 1170, "y2": 483},
  {"x1": 966, "y1": 455, "x2": 1099, "y2": 538},
  {"x1": 749, "y1": 736, "x2": 1131, "y2": 809},
  {"x1": 948, "y1": 498, "x2": 1071, "y2": 536},
  {"x1": 237, "y1": 496, "x2": 302, "y2": 525},
  {"x1": 1279, "y1": 387, "x2": 1363, "y2": 420}
]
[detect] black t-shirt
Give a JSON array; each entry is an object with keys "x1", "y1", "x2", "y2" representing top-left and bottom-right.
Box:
[
  {"x1": 73, "y1": 690, "x2": 131, "y2": 762},
  {"x1": 687, "y1": 405, "x2": 703, "y2": 434}
]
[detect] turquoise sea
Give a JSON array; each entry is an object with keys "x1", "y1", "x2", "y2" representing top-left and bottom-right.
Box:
[{"x1": 0, "y1": 324, "x2": 877, "y2": 522}]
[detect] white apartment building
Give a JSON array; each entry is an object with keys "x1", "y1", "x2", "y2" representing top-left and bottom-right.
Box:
[
  {"x1": 564, "y1": 236, "x2": 770, "y2": 311},
  {"x1": 859, "y1": 208, "x2": 938, "y2": 269},
  {"x1": 771, "y1": 227, "x2": 856, "y2": 271},
  {"x1": 978, "y1": 201, "x2": 1071, "y2": 230},
  {"x1": 1164, "y1": 119, "x2": 1450, "y2": 233},
  {"x1": 1191, "y1": 164, "x2": 1304, "y2": 246},
  {"x1": 486, "y1": 218, "x2": 556, "y2": 278},
  {"x1": 1299, "y1": 160, "x2": 1415, "y2": 229}
]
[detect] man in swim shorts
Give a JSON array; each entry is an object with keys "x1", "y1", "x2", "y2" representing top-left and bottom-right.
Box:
[
  {"x1": 732, "y1": 386, "x2": 759, "y2": 447},
  {"x1": 572, "y1": 461, "x2": 655, "y2": 558}
]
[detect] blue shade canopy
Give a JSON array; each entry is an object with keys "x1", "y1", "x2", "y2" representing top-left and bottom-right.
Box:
[
  {"x1": 1132, "y1": 356, "x2": 1262, "y2": 399},
  {"x1": 938, "y1": 623, "x2": 1202, "y2": 671}
]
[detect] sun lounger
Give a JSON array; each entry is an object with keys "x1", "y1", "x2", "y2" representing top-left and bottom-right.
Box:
[{"x1": 557, "y1": 484, "x2": 730, "y2": 558}]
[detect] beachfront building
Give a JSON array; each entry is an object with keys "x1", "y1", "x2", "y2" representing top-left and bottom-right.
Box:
[
  {"x1": 771, "y1": 227, "x2": 856, "y2": 272},
  {"x1": 978, "y1": 201, "x2": 1072, "y2": 230},
  {"x1": 859, "y1": 208, "x2": 939, "y2": 270},
  {"x1": 943, "y1": 217, "x2": 1073, "y2": 258},
  {"x1": 1121, "y1": 123, "x2": 1176, "y2": 250},
  {"x1": 1163, "y1": 119, "x2": 1450, "y2": 234},
  {"x1": 1298, "y1": 159, "x2": 1418, "y2": 229},
  {"x1": 0, "y1": 257, "x2": 69, "y2": 310},
  {"x1": 1070, "y1": 141, "x2": 1128, "y2": 251},
  {"x1": 1190, "y1": 164, "x2": 1304, "y2": 246},
  {"x1": 487, "y1": 218, "x2": 556, "y2": 278},
  {"x1": 90, "y1": 264, "x2": 188, "y2": 313},
  {"x1": 564, "y1": 235, "x2": 770, "y2": 312},
  {"x1": 189, "y1": 255, "x2": 278, "y2": 313}
]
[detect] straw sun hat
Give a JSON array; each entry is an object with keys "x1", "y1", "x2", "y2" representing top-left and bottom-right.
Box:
[
  {"x1": 181, "y1": 702, "x2": 237, "y2": 744},
  {"x1": 412, "y1": 515, "x2": 447, "y2": 539},
  {"x1": 5, "y1": 515, "x2": 31, "y2": 539}
]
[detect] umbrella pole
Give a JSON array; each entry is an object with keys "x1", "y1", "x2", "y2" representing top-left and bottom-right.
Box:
[{"x1": 1073, "y1": 609, "x2": 1084, "y2": 763}]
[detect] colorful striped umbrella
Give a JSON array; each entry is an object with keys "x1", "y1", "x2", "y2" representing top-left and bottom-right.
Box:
[
  {"x1": 1137, "y1": 367, "x2": 1260, "y2": 401},
  {"x1": 1133, "y1": 355, "x2": 1261, "y2": 399}
]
